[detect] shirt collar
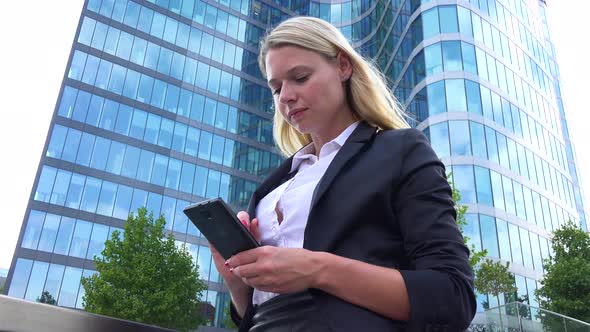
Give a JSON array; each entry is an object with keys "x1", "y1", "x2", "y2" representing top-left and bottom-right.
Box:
[{"x1": 290, "y1": 121, "x2": 360, "y2": 173}]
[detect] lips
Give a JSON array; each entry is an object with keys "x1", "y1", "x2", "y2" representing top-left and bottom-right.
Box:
[{"x1": 287, "y1": 108, "x2": 307, "y2": 120}]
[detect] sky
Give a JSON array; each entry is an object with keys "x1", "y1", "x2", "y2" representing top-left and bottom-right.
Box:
[{"x1": 0, "y1": 2, "x2": 588, "y2": 271}]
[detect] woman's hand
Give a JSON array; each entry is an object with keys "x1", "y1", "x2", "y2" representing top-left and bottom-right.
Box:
[
  {"x1": 227, "y1": 246, "x2": 324, "y2": 294},
  {"x1": 208, "y1": 211, "x2": 260, "y2": 317}
]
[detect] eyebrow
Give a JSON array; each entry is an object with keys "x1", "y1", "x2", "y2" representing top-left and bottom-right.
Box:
[{"x1": 267, "y1": 65, "x2": 313, "y2": 86}]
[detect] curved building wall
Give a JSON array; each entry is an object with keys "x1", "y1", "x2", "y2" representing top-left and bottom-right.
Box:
[{"x1": 381, "y1": 0, "x2": 587, "y2": 313}]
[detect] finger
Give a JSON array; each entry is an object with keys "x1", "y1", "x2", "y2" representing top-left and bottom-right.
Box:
[
  {"x1": 232, "y1": 263, "x2": 259, "y2": 279},
  {"x1": 237, "y1": 211, "x2": 250, "y2": 226},
  {"x1": 250, "y1": 218, "x2": 261, "y2": 242},
  {"x1": 229, "y1": 247, "x2": 261, "y2": 268}
]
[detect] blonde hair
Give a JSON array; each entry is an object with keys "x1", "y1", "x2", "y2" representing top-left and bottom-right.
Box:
[{"x1": 258, "y1": 16, "x2": 410, "y2": 157}]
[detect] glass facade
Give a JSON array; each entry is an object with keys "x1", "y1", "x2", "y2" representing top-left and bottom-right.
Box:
[{"x1": 4, "y1": 0, "x2": 587, "y2": 328}]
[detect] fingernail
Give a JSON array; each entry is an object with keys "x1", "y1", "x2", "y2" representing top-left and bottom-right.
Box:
[
  {"x1": 224, "y1": 261, "x2": 229, "y2": 267},
  {"x1": 229, "y1": 268, "x2": 234, "y2": 272}
]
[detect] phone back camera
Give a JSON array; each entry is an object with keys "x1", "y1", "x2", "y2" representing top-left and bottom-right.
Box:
[{"x1": 199, "y1": 210, "x2": 212, "y2": 220}]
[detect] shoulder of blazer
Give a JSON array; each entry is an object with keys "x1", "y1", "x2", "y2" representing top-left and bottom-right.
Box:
[{"x1": 375, "y1": 127, "x2": 426, "y2": 142}]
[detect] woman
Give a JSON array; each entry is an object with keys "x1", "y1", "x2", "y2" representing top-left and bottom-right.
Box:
[{"x1": 210, "y1": 16, "x2": 476, "y2": 331}]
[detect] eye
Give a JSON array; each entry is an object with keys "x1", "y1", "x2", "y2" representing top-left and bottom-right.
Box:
[
  {"x1": 272, "y1": 87, "x2": 282, "y2": 96},
  {"x1": 295, "y1": 75, "x2": 309, "y2": 83}
]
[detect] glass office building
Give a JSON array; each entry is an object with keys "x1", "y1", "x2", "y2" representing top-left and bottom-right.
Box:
[{"x1": 4, "y1": 0, "x2": 587, "y2": 328}]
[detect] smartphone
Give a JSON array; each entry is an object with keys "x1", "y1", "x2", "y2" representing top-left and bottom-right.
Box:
[{"x1": 183, "y1": 198, "x2": 259, "y2": 259}]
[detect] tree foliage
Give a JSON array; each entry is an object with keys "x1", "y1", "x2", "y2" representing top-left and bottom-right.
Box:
[
  {"x1": 81, "y1": 207, "x2": 207, "y2": 331},
  {"x1": 223, "y1": 301, "x2": 238, "y2": 330},
  {"x1": 474, "y1": 259, "x2": 516, "y2": 299},
  {"x1": 450, "y1": 178, "x2": 488, "y2": 268},
  {"x1": 36, "y1": 290, "x2": 57, "y2": 305},
  {"x1": 535, "y1": 220, "x2": 590, "y2": 322}
]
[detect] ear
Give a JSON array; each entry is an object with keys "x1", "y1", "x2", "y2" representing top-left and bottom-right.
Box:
[{"x1": 336, "y1": 52, "x2": 353, "y2": 82}]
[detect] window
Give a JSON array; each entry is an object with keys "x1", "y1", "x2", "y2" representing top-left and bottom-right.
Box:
[
  {"x1": 474, "y1": 166, "x2": 493, "y2": 206},
  {"x1": 429, "y1": 122, "x2": 450, "y2": 158},
  {"x1": 427, "y1": 81, "x2": 446, "y2": 115},
  {"x1": 47, "y1": 125, "x2": 68, "y2": 159},
  {"x1": 65, "y1": 174, "x2": 86, "y2": 209},
  {"x1": 113, "y1": 185, "x2": 133, "y2": 220},
  {"x1": 452, "y1": 165, "x2": 476, "y2": 203},
  {"x1": 490, "y1": 170, "x2": 504, "y2": 211},
  {"x1": 422, "y1": 8, "x2": 440, "y2": 39},
  {"x1": 449, "y1": 121, "x2": 471, "y2": 156},
  {"x1": 87, "y1": 223, "x2": 109, "y2": 260},
  {"x1": 106, "y1": 141, "x2": 125, "y2": 175},
  {"x1": 173, "y1": 199, "x2": 189, "y2": 234},
  {"x1": 8, "y1": 259, "x2": 33, "y2": 298},
  {"x1": 425, "y1": 43, "x2": 443, "y2": 76},
  {"x1": 58, "y1": 86, "x2": 78, "y2": 118},
  {"x1": 37, "y1": 213, "x2": 60, "y2": 253},
  {"x1": 54, "y1": 217, "x2": 75, "y2": 255},
  {"x1": 97, "y1": 181, "x2": 118, "y2": 216},
  {"x1": 21, "y1": 210, "x2": 45, "y2": 250},
  {"x1": 121, "y1": 146, "x2": 141, "y2": 179},
  {"x1": 69, "y1": 220, "x2": 92, "y2": 258},
  {"x1": 445, "y1": 79, "x2": 467, "y2": 112},
  {"x1": 152, "y1": 154, "x2": 169, "y2": 187},
  {"x1": 439, "y1": 6, "x2": 458, "y2": 33},
  {"x1": 172, "y1": 123, "x2": 188, "y2": 153},
  {"x1": 197, "y1": 245, "x2": 212, "y2": 280},
  {"x1": 520, "y1": 228, "x2": 533, "y2": 269},
  {"x1": 44, "y1": 264, "x2": 65, "y2": 302},
  {"x1": 165, "y1": 158, "x2": 182, "y2": 190},
  {"x1": 508, "y1": 223, "x2": 523, "y2": 265},
  {"x1": 87, "y1": 94, "x2": 104, "y2": 127},
  {"x1": 80, "y1": 177, "x2": 102, "y2": 213},
  {"x1": 480, "y1": 215, "x2": 499, "y2": 258},
  {"x1": 494, "y1": 218, "x2": 511, "y2": 261},
  {"x1": 90, "y1": 137, "x2": 110, "y2": 171},
  {"x1": 24, "y1": 261, "x2": 49, "y2": 301},
  {"x1": 461, "y1": 42, "x2": 477, "y2": 74},
  {"x1": 442, "y1": 41, "x2": 462, "y2": 72},
  {"x1": 179, "y1": 162, "x2": 195, "y2": 194},
  {"x1": 35, "y1": 166, "x2": 57, "y2": 203},
  {"x1": 76, "y1": 133, "x2": 95, "y2": 167},
  {"x1": 502, "y1": 176, "x2": 515, "y2": 216},
  {"x1": 457, "y1": 6, "x2": 472, "y2": 36},
  {"x1": 59, "y1": 266, "x2": 83, "y2": 307},
  {"x1": 62, "y1": 128, "x2": 82, "y2": 163},
  {"x1": 193, "y1": 166, "x2": 208, "y2": 197},
  {"x1": 211, "y1": 135, "x2": 225, "y2": 165}
]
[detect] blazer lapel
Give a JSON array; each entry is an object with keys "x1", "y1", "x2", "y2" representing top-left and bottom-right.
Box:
[{"x1": 309, "y1": 121, "x2": 377, "y2": 212}]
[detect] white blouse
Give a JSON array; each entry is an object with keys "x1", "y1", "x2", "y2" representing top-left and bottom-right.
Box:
[{"x1": 252, "y1": 122, "x2": 359, "y2": 305}]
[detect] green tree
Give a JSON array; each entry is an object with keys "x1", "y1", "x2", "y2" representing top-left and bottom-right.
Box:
[
  {"x1": 81, "y1": 207, "x2": 207, "y2": 332},
  {"x1": 475, "y1": 259, "x2": 517, "y2": 331},
  {"x1": 450, "y1": 179, "x2": 488, "y2": 268},
  {"x1": 223, "y1": 301, "x2": 238, "y2": 330},
  {"x1": 36, "y1": 291, "x2": 57, "y2": 305},
  {"x1": 535, "y1": 220, "x2": 590, "y2": 322}
]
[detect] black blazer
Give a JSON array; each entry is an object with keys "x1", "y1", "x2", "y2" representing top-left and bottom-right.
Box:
[{"x1": 233, "y1": 122, "x2": 476, "y2": 331}]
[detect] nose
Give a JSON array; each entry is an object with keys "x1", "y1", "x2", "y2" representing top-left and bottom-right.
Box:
[{"x1": 278, "y1": 82, "x2": 296, "y2": 105}]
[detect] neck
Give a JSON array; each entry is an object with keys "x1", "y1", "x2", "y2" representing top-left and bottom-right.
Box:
[{"x1": 310, "y1": 110, "x2": 357, "y2": 156}]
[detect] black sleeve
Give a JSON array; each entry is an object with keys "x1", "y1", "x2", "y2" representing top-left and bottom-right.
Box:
[
  {"x1": 229, "y1": 292, "x2": 256, "y2": 332},
  {"x1": 393, "y1": 129, "x2": 476, "y2": 330}
]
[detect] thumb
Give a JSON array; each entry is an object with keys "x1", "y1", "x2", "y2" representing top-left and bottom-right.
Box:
[{"x1": 236, "y1": 211, "x2": 250, "y2": 226}]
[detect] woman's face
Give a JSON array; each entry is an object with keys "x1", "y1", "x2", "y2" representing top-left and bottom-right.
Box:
[{"x1": 265, "y1": 45, "x2": 352, "y2": 136}]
